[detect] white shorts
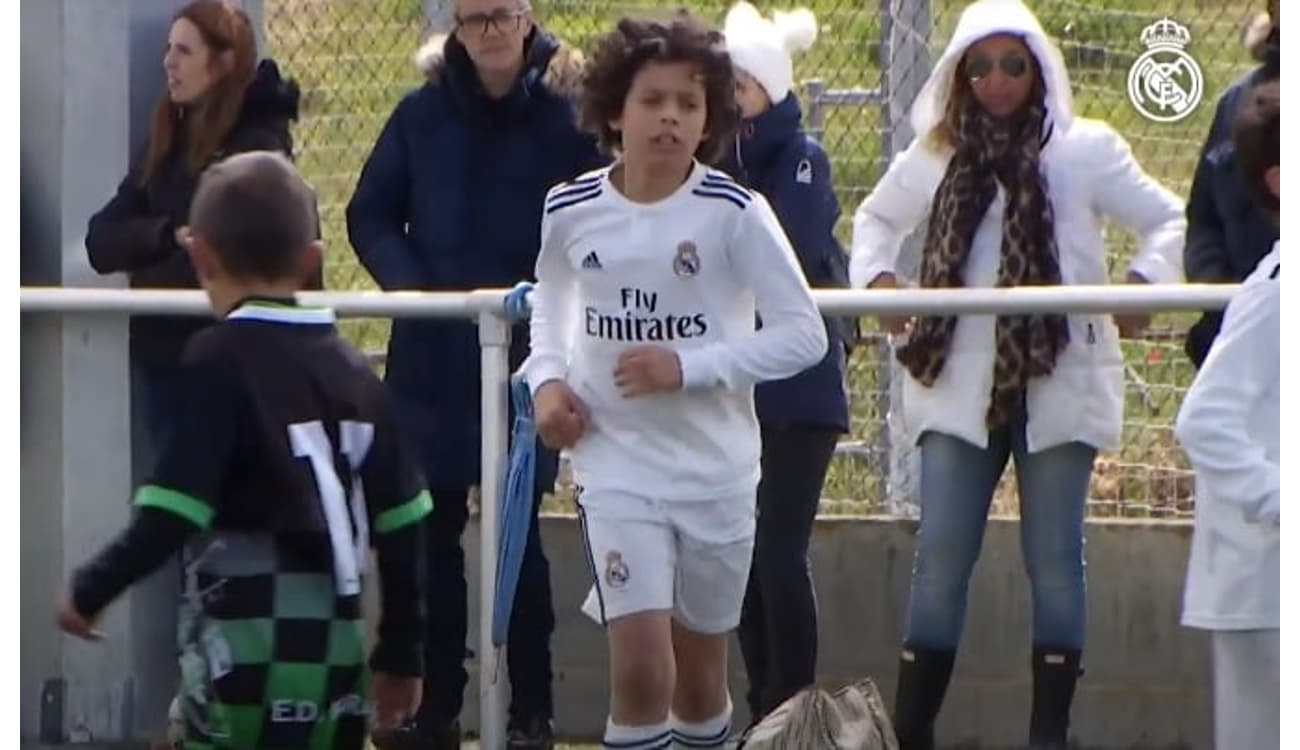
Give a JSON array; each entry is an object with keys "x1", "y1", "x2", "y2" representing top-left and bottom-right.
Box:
[{"x1": 576, "y1": 488, "x2": 756, "y2": 634}]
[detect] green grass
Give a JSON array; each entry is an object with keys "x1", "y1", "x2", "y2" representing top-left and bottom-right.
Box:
[{"x1": 263, "y1": 0, "x2": 1262, "y2": 517}]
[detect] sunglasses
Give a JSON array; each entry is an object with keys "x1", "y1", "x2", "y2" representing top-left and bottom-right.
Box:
[{"x1": 965, "y1": 51, "x2": 1030, "y2": 81}]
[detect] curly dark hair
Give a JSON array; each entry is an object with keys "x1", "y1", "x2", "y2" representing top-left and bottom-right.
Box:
[
  {"x1": 579, "y1": 8, "x2": 740, "y2": 164},
  {"x1": 1233, "y1": 79, "x2": 1280, "y2": 215}
]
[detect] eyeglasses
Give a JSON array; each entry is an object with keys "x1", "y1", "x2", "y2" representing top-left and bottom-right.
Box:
[
  {"x1": 965, "y1": 51, "x2": 1030, "y2": 81},
  {"x1": 455, "y1": 8, "x2": 528, "y2": 38}
]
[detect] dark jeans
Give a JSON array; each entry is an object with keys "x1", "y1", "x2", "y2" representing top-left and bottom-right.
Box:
[
  {"x1": 737, "y1": 424, "x2": 840, "y2": 720},
  {"x1": 130, "y1": 360, "x2": 187, "y2": 473},
  {"x1": 421, "y1": 485, "x2": 555, "y2": 726},
  {"x1": 129, "y1": 361, "x2": 189, "y2": 732}
]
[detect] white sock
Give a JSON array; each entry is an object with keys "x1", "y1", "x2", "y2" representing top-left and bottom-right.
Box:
[
  {"x1": 670, "y1": 695, "x2": 733, "y2": 749},
  {"x1": 604, "y1": 716, "x2": 672, "y2": 750}
]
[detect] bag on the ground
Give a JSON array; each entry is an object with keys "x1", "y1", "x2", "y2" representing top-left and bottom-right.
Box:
[{"x1": 737, "y1": 678, "x2": 898, "y2": 750}]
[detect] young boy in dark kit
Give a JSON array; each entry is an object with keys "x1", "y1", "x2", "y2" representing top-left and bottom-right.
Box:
[{"x1": 58, "y1": 151, "x2": 431, "y2": 750}]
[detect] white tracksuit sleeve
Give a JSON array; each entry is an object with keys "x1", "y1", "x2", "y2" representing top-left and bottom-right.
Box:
[
  {"x1": 676, "y1": 193, "x2": 828, "y2": 391},
  {"x1": 523, "y1": 210, "x2": 578, "y2": 394},
  {"x1": 1174, "y1": 277, "x2": 1281, "y2": 523}
]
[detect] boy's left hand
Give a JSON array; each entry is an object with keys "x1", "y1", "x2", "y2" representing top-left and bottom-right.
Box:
[
  {"x1": 56, "y1": 593, "x2": 103, "y2": 641},
  {"x1": 614, "y1": 346, "x2": 682, "y2": 397}
]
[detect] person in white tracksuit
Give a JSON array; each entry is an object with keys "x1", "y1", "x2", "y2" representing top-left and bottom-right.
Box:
[
  {"x1": 1175, "y1": 80, "x2": 1279, "y2": 750},
  {"x1": 847, "y1": 1, "x2": 1186, "y2": 747}
]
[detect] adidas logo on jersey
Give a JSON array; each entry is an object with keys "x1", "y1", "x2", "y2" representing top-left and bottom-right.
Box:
[{"x1": 581, "y1": 251, "x2": 603, "y2": 270}]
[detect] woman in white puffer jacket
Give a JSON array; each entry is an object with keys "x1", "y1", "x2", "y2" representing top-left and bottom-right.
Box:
[{"x1": 848, "y1": 1, "x2": 1185, "y2": 748}]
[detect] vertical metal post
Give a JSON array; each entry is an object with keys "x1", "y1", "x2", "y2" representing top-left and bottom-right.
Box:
[
  {"x1": 882, "y1": 0, "x2": 931, "y2": 516},
  {"x1": 425, "y1": 0, "x2": 456, "y2": 33},
  {"x1": 872, "y1": 0, "x2": 896, "y2": 511},
  {"x1": 476, "y1": 302, "x2": 510, "y2": 750},
  {"x1": 803, "y1": 78, "x2": 827, "y2": 140},
  {"x1": 242, "y1": 0, "x2": 266, "y2": 57}
]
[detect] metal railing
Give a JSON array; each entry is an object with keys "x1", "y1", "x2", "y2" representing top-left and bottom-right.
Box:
[{"x1": 19, "y1": 282, "x2": 1239, "y2": 749}]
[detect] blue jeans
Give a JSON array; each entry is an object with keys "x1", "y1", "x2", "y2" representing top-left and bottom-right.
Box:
[{"x1": 903, "y1": 419, "x2": 1096, "y2": 652}]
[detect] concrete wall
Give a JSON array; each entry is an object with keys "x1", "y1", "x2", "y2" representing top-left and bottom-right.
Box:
[
  {"x1": 17, "y1": 514, "x2": 1213, "y2": 749},
  {"x1": 459, "y1": 515, "x2": 1210, "y2": 750}
]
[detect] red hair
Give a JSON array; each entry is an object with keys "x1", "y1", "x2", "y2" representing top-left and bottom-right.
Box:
[{"x1": 139, "y1": 0, "x2": 257, "y2": 185}]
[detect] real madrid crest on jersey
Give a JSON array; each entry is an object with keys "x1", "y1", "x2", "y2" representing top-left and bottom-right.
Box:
[{"x1": 673, "y1": 241, "x2": 701, "y2": 278}]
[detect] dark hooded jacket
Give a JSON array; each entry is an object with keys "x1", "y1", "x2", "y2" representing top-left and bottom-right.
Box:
[
  {"x1": 345, "y1": 29, "x2": 607, "y2": 490},
  {"x1": 86, "y1": 59, "x2": 303, "y2": 368},
  {"x1": 718, "y1": 94, "x2": 851, "y2": 433},
  {"x1": 1183, "y1": 31, "x2": 1279, "y2": 367}
]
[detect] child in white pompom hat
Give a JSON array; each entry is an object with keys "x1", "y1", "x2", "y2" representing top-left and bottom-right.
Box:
[
  {"x1": 723, "y1": 1, "x2": 819, "y2": 116},
  {"x1": 720, "y1": 0, "x2": 856, "y2": 730}
]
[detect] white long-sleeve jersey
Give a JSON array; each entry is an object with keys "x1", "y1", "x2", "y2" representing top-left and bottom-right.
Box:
[
  {"x1": 1177, "y1": 242, "x2": 1280, "y2": 630},
  {"x1": 524, "y1": 161, "x2": 828, "y2": 500}
]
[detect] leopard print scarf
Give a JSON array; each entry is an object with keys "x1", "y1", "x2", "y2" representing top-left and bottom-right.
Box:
[{"x1": 896, "y1": 93, "x2": 1069, "y2": 430}]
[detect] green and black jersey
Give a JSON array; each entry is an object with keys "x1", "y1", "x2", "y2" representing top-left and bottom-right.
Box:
[{"x1": 71, "y1": 298, "x2": 432, "y2": 749}]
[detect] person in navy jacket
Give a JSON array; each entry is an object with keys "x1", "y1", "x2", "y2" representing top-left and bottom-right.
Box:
[
  {"x1": 1182, "y1": 0, "x2": 1278, "y2": 367},
  {"x1": 345, "y1": 0, "x2": 606, "y2": 746},
  {"x1": 719, "y1": 0, "x2": 852, "y2": 724}
]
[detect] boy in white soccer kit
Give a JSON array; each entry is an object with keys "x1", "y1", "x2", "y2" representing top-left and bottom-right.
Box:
[
  {"x1": 546, "y1": 165, "x2": 817, "y2": 634},
  {"x1": 524, "y1": 11, "x2": 826, "y2": 750},
  {"x1": 1174, "y1": 81, "x2": 1279, "y2": 750}
]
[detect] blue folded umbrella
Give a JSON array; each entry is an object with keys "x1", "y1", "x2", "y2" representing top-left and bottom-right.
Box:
[{"x1": 492, "y1": 350, "x2": 538, "y2": 647}]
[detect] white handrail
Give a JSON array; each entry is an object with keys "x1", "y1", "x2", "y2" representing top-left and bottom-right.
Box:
[
  {"x1": 20, "y1": 283, "x2": 1241, "y2": 317},
  {"x1": 19, "y1": 282, "x2": 1241, "y2": 749}
]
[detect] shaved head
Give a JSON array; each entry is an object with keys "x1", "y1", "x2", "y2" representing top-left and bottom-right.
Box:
[{"x1": 190, "y1": 151, "x2": 318, "y2": 281}]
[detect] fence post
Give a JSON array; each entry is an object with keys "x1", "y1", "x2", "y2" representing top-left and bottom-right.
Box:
[
  {"x1": 803, "y1": 78, "x2": 827, "y2": 140},
  {"x1": 425, "y1": 0, "x2": 456, "y2": 33},
  {"x1": 880, "y1": 0, "x2": 931, "y2": 516},
  {"x1": 243, "y1": 0, "x2": 266, "y2": 59},
  {"x1": 476, "y1": 302, "x2": 511, "y2": 750}
]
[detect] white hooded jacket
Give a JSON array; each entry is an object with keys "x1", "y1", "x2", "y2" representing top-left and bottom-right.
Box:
[{"x1": 849, "y1": 0, "x2": 1186, "y2": 454}]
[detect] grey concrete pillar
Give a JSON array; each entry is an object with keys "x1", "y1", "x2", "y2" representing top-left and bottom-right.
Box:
[{"x1": 21, "y1": 0, "x2": 190, "y2": 742}]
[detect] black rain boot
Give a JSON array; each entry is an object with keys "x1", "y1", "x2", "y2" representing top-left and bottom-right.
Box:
[
  {"x1": 1028, "y1": 646, "x2": 1083, "y2": 750},
  {"x1": 892, "y1": 645, "x2": 957, "y2": 750}
]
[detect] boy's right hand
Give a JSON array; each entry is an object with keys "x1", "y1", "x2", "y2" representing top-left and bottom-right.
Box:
[
  {"x1": 535, "y1": 380, "x2": 589, "y2": 450},
  {"x1": 868, "y1": 272, "x2": 912, "y2": 336},
  {"x1": 370, "y1": 672, "x2": 421, "y2": 732}
]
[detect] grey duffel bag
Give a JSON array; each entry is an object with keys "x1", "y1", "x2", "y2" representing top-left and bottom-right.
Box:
[{"x1": 737, "y1": 679, "x2": 899, "y2": 750}]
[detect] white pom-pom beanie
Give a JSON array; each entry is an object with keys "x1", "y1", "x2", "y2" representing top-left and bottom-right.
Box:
[{"x1": 724, "y1": 1, "x2": 819, "y2": 104}]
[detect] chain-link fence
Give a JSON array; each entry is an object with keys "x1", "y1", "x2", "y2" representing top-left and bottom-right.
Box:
[{"x1": 261, "y1": 0, "x2": 1266, "y2": 518}]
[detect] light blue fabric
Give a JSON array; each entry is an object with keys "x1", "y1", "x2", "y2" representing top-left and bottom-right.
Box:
[{"x1": 493, "y1": 372, "x2": 538, "y2": 647}]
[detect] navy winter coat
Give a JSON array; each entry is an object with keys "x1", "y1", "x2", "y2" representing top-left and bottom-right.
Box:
[
  {"x1": 718, "y1": 94, "x2": 851, "y2": 433},
  {"x1": 346, "y1": 29, "x2": 606, "y2": 489},
  {"x1": 1183, "y1": 49, "x2": 1279, "y2": 367}
]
